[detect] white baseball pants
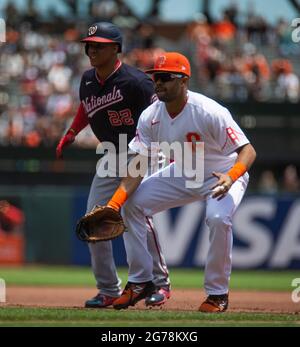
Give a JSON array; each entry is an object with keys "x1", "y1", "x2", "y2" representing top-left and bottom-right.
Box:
[{"x1": 122, "y1": 162, "x2": 248, "y2": 295}]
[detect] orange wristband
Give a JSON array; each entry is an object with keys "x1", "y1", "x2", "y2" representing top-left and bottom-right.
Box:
[
  {"x1": 227, "y1": 162, "x2": 247, "y2": 182},
  {"x1": 107, "y1": 187, "x2": 128, "y2": 211}
]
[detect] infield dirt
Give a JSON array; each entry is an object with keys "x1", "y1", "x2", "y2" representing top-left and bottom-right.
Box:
[{"x1": 4, "y1": 287, "x2": 300, "y2": 313}]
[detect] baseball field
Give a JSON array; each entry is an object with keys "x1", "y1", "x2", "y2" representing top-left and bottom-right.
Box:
[{"x1": 0, "y1": 266, "x2": 299, "y2": 327}]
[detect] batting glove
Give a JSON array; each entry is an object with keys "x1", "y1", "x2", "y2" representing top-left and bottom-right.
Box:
[{"x1": 56, "y1": 129, "x2": 76, "y2": 159}]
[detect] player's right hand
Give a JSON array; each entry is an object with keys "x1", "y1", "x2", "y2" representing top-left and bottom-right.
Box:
[{"x1": 56, "y1": 130, "x2": 76, "y2": 159}]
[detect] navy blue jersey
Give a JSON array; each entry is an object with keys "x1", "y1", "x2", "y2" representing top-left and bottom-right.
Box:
[{"x1": 79, "y1": 63, "x2": 155, "y2": 151}]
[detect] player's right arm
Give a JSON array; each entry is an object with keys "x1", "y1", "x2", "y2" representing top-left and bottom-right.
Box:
[
  {"x1": 56, "y1": 102, "x2": 89, "y2": 159},
  {"x1": 106, "y1": 165, "x2": 145, "y2": 210},
  {"x1": 106, "y1": 107, "x2": 155, "y2": 211},
  {"x1": 209, "y1": 105, "x2": 256, "y2": 199}
]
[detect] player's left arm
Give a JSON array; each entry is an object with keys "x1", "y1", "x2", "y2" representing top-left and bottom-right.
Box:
[
  {"x1": 211, "y1": 143, "x2": 256, "y2": 199},
  {"x1": 210, "y1": 106, "x2": 256, "y2": 199}
]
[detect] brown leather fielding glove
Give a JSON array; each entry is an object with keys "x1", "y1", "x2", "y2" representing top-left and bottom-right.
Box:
[{"x1": 76, "y1": 205, "x2": 126, "y2": 242}]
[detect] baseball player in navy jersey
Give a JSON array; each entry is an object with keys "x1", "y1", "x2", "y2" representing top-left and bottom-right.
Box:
[
  {"x1": 56, "y1": 22, "x2": 170, "y2": 308},
  {"x1": 104, "y1": 52, "x2": 256, "y2": 311}
]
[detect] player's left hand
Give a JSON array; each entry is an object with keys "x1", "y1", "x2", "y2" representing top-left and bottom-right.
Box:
[
  {"x1": 211, "y1": 172, "x2": 233, "y2": 200},
  {"x1": 76, "y1": 205, "x2": 125, "y2": 242}
]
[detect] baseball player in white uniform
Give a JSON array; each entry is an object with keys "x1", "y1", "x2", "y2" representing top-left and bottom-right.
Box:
[{"x1": 106, "y1": 52, "x2": 256, "y2": 311}]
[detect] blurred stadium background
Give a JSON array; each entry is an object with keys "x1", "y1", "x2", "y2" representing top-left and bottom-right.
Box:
[{"x1": 0, "y1": 0, "x2": 299, "y2": 269}]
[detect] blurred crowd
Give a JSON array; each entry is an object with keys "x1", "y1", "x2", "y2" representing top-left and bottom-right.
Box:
[
  {"x1": 0, "y1": 1, "x2": 165, "y2": 148},
  {"x1": 185, "y1": 7, "x2": 300, "y2": 102},
  {"x1": 0, "y1": 1, "x2": 299, "y2": 150}
]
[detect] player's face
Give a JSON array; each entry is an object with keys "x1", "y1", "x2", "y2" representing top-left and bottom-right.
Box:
[
  {"x1": 87, "y1": 42, "x2": 118, "y2": 67},
  {"x1": 153, "y1": 73, "x2": 186, "y2": 102}
]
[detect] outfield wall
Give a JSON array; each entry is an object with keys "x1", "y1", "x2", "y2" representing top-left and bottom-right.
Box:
[{"x1": 0, "y1": 187, "x2": 299, "y2": 269}]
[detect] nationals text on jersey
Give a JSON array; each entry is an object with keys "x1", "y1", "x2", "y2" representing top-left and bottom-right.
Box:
[{"x1": 82, "y1": 86, "x2": 124, "y2": 117}]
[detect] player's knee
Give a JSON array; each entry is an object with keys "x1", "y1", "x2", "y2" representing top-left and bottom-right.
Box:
[{"x1": 206, "y1": 213, "x2": 231, "y2": 229}]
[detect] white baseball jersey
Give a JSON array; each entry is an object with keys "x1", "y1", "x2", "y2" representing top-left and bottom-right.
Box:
[
  {"x1": 129, "y1": 90, "x2": 249, "y2": 181},
  {"x1": 123, "y1": 90, "x2": 251, "y2": 295}
]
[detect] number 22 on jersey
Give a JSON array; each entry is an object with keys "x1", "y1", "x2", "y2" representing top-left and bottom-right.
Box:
[{"x1": 108, "y1": 109, "x2": 134, "y2": 126}]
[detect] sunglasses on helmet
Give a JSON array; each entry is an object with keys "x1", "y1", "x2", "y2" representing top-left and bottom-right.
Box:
[{"x1": 153, "y1": 73, "x2": 184, "y2": 83}]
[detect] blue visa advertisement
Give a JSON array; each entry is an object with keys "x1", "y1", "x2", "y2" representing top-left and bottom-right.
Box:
[{"x1": 72, "y1": 194, "x2": 300, "y2": 269}]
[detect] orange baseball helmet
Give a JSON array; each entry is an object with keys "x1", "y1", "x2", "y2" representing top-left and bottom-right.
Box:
[{"x1": 145, "y1": 52, "x2": 191, "y2": 77}]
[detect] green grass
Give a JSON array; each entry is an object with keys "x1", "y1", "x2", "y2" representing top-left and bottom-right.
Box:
[
  {"x1": 0, "y1": 265, "x2": 298, "y2": 291},
  {"x1": 0, "y1": 307, "x2": 299, "y2": 327},
  {"x1": 1, "y1": 321, "x2": 298, "y2": 327}
]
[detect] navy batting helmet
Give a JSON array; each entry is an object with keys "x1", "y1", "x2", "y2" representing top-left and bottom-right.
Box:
[{"x1": 81, "y1": 22, "x2": 122, "y2": 54}]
